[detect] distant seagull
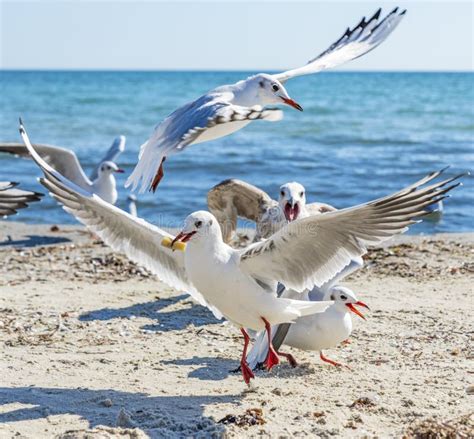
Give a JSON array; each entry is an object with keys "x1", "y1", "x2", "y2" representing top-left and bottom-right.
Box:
[
  {"x1": 0, "y1": 181, "x2": 43, "y2": 217},
  {"x1": 127, "y1": 194, "x2": 138, "y2": 217},
  {"x1": 208, "y1": 179, "x2": 336, "y2": 243},
  {"x1": 126, "y1": 7, "x2": 406, "y2": 193},
  {"x1": 0, "y1": 135, "x2": 125, "y2": 204}
]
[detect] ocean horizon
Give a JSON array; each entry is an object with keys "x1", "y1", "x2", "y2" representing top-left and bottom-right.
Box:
[{"x1": 0, "y1": 70, "x2": 472, "y2": 233}]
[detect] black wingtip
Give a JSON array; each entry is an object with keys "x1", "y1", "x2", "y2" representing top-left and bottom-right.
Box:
[
  {"x1": 11, "y1": 181, "x2": 20, "y2": 188},
  {"x1": 391, "y1": 7, "x2": 399, "y2": 15},
  {"x1": 373, "y1": 7, "x2": 382, "y2": 20},
  {"x1": 400, "y1": 9, "x2": 407, "y2": 16},
  {"x1": 18, "y1": 117, "x2": 26, "y2": 136}
]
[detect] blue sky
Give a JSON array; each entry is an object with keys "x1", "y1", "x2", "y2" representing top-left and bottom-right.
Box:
[{"x1": 1, "y1": 1, "x2": 472, "y2": 71}]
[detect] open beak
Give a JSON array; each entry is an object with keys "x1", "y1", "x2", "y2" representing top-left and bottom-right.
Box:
[
  {"x1": 115, "y1": 168, "x2": 125, "y2": 174},
  {"x1": 170, "y1": 230, "x2": 196, "y2": 249},
  {"x1": 281, "y1": 96, "x2": 303, "y2": 111},
  {"x1": 346, "y1": 301, "x2": 370, "y2": 320},
  {"x1": 284, "y1": 202, "x2": 299, "y2": 222}
]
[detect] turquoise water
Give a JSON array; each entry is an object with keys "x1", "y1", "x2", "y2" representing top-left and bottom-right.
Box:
[{"x1": 0, "y1": 71, "x2": 472, "y2": 233}]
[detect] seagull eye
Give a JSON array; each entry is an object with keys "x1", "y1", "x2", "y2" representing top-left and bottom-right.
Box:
[
  {"x1": 195, "y1": 220, "x2": 202, "y2": 228},
  {"x1": 272, "y1": 84, "x2": 279, "y2": 92},
  {"x1": 280, "y1": 190, "x2": 285, "y2": 197},
  {"x1": 300, "y1": 191, "x2": 304, "y2": 197},
  {"x1": 340, "y1": 294, "x2": 347, "y2": 301}
]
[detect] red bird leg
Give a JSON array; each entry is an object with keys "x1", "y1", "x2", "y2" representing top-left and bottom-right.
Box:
[
  {"x1": 240, "y1": 327, "x2": 255, "y2": 385},
  {"x1": 150, "y1": 157, "x2": 166, "y2": 193},
  {"x1": 277, "y1": 351, "x2": 298, "y2": 368},
  {"x1": 262, "y1": 317, "x2": 280, "y2": 371},
  {"x1": 320, "y1": 351, "x2": 350, "y2": 369}
]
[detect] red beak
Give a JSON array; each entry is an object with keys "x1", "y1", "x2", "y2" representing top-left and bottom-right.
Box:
[
  {"x1": 346, "y1": 301, "x2": 370, "y2": 320},
  {"x1": 284, "y1": 202, "x2": 299, "y2": 221},
  {"x1": 115, "y1": 168, "x2": 125, "y2": 173},
  {"x1": 281, "y1": 97, "x2": 303, "y2": 111},
  {"x1": 170, "y1": 231, "x2": 196, "y2": 249}
]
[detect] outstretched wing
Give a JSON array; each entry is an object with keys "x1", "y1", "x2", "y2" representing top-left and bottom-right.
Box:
[
  {"x1": 0, "y1": 142, "x2": 92, "y2": 190},
  {"x1": 18, "y1": 121, "x2": 221, "y2": 316},
  {"x1": 126, "y1": 94, "x2": 283, "y2": 193},
  {"x1": 239, "y1": 169, "x2": 464, "y2": 292},
  {"x1": 207, "y1": 179, "x2": 279, "y2": 243},
  {"x1": 0, "y1": 182, "x2": 43, "y2": 217},
  {"x1": 274, "y1": 8, "x2": 406, "y2": 83},
  {"x1": 90, "y1": 135, "x2": 126, "y2": 181}
]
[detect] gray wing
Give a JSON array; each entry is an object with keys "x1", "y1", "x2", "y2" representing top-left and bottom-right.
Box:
[
  {"x1": 0, "y1": 142, "x2": 92, "y2": 190},
  {"x1": 0, "y1": 182, "x2": 43, "y2": 217},
  {"x1": 90, "y1": 135, "x2": 126, "y2": 181},
  {"x1": 207, "y1": 179, "x2": 279, "y2": 243},
  {"x1": 274, "y1": 8, "x2": 406, "y2": 83},
  {"x1": 240, "y1": 168, "x2": 464, "y2": 293}
]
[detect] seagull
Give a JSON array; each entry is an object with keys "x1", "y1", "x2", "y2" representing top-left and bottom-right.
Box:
[
  {"x1": 126, "y1": 7, "x2": 406, "y2": 193},
  {"x1": 0, "y1": 136, "x2": 126, "y2": 204},
  {"x1": 20, "y1": 121, "x2": 465, "y2": 384},
  {"x1": 247, "y1": 265, "x2": 367, "y2": 370},
  {"x1": 127, "y1": 194, "x2": 138, "y2": 217},
  {"x1": 0, "y1": 181, "x2": 43, "y2": 218},
  {"x1": 208, "y1": 179, "x2": 336, "y2": 243}
]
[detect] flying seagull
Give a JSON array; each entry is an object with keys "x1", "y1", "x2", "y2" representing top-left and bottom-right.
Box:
[{"x1": 126, "y1": 7, "x2": 406, "y2": 193}]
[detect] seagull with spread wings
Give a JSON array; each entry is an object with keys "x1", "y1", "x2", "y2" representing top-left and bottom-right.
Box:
[
  {"x1": 126, "y1": 7, "x2": 406, "y2": 193},
  {"x1": 0, "y1": 136, "x2": 125, "y2": 204},
  {"x1": 20, "y1": 121, "x2": 464, "y2": 384}
]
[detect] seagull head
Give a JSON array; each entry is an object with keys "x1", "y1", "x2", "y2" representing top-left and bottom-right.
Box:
[
  {"x1": 253, "y1": 74, "x2": 303, "y2": 111},
  {"x1": 278, "y1": 182, "x2": 306, "y2": 222},
  {"x1": 171, "y1": 211, "x2": 219, "y2": 248},
  {"x1": 329, "y1": 286, "x2": 370, "y2": 320},
  {"x1": 98, "y1": 161, "x2": 125, "y2": 177}
]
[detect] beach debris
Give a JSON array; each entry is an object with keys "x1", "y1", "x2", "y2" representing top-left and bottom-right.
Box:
[
  {"x1": 349, "y1": 396, "x2": 377, "y2": 409},
  {"x1": 50, "y1": 225, "x2": 60, "y2": 232},
  {"x1": 466, "y1": 385, "x2": 474, "y2": 395},
  {"x1": 402, "y1": 412, "x2": 474, "y2": 439},
  {"x1": 58, "y1": 426, "x2": 147, "y2": 438},
  {"x1": 218, "y1": 408, "x2": 266, "y2": 427},
  {"x1": 100, "y1": 398, "x2": 113, "y2": 407}
]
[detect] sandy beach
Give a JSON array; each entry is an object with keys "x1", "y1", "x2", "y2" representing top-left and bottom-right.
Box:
[{"x1": 0, "y1": 221, "x2": 473, "y2": 438}]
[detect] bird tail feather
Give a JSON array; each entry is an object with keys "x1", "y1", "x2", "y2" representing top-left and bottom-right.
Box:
[{"x1": 125, "y1": 140, "x2": 164, "y2": 194}]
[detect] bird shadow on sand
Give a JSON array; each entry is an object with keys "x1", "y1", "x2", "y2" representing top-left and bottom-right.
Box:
[
  {"x1": 0, "y1": 234, "x2": 71, "y2": 248},
  {"x1": 0, "y1": 386, "x2": 239, "y2": 438},
  {"x1": 164, "y1": 355, "x2": 316, "y2": 382},
  {"x1": 79, "y1": 294, "x2": 220, "y2": 333}
]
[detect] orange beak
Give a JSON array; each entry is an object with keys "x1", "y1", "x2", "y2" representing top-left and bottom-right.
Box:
[
  {"x1": 170, "y1": 230, "x2": 196, "y2": 249},
  {"x1": 345, "y1": 301, "x2": 370, "y2": 320},
  {"x1": 281, "y1": 97, "x2": 303, "y2": 111}
]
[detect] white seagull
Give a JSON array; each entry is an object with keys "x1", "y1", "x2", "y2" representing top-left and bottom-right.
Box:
[
  {"x1": 247, "y1": 269, "x2": 367, "y2": 371},
  {"x1": 0, "y1": 135, "x2": 126, "y2": 205},
  {"x1": 126, "y1": 7, "x2": 406, "y2": 193},
  {"x1": 208, "y1": 179, "x2": 336, "y2": 243},
  {"x1": 0, "y1": 181, "x2": 43, "y2": 218},
  {"x1": 20, "y1": 122, "x2": 464, "y2": 385}
]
